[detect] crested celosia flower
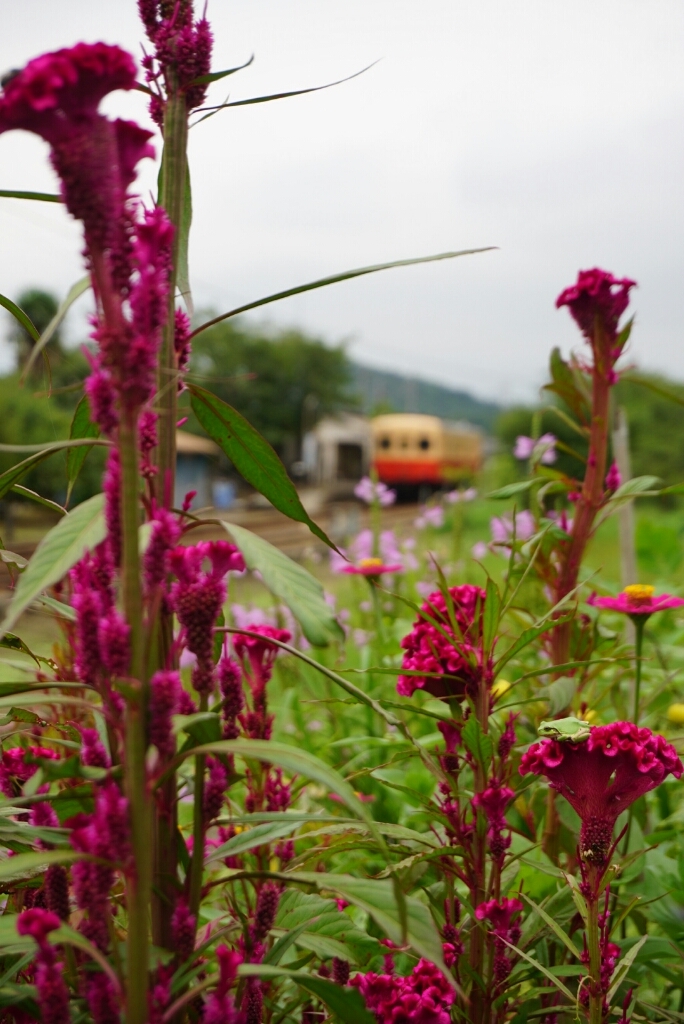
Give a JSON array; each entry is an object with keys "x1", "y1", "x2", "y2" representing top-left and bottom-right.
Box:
[
  {"x1": 354, "y1": 476, "x2": 396, "y2": 506},
  {"x1": 397, "y1": 584, "x2": 487, "y2": 699},
  {"x1": 0, "y1": 44, "x2": 149, "y2": 251},
  {"x1": 170, "y1": 541, "x2": 245, "y2": 694},
  {"x1": 514, "y1": 433, "x2": 557, "y2": 464},
  {"x1": 17, "y1": 908, "x2": 70, "y2": 1024},
  {"x1": 201, "y1": 946, "x2": 242, "y2": 1024},
  {"x1": 352, "y1": 958, "x2": 455, "y2": 1024},
  {"x1": 588, "y1": 584, "x2": 684, "y2": 620},
  {"x1": 556, "y1": 268, "x2": 636, "y2": 344},
  {"x1": 520, "y1": 721, "x2": 682, "y2": 864}
]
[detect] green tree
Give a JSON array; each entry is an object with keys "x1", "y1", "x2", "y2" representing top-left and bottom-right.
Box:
[{"x1": 188, "y1": 318, "x2": 357, "y2": 462}]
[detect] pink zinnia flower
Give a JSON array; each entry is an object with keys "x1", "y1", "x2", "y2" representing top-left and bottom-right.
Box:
[
  {"x1": 397, "y1": 584, "x2": 487, "y2": 699},
  {"x1": 588, "y1": 585, "x2": 684, "y2": 620},
  {"x1": 342, "y1": 557, "x2": 403, "y2": 577},
  {"x1": 520, "y1": 721, "x2": 682, "y2": 864}
]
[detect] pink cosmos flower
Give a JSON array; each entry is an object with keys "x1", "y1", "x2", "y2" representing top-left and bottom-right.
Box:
[
  {"x1": 471, "y1": 541, "x2": 488, "y2": 560},
  {"x1": 514, "y1": 433, "x2": 557, "y2": 464},
  {"x1": 354, "y1": 476, "x2": 397, "y2": 506},
  {"x1": 588, "y1": 585, "x2": 684, "y2": 619},
  {"x1": 397, "y1": 584, "x2": 487, "y2": 699},
  {"x1": 447, "y1": 487, "x2": 477, "y2": 503},
  {"x1": 556, "y1": 268, "x2": 636, "y2": 344},
  {"x1": 520, "y1": 721, "x2": 682, "y2": 864},
  {"x1": 490, "y1": 509, "x2": 535, "y2": 545},
  {"x1": 415, "y1": 505, "x2": 445, "y2": 530}
]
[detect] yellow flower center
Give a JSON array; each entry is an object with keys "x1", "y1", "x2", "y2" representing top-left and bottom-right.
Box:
[
  {"x1": 359, "y1": 557, "x2": 384, "y2": 570},
  {"x1": 623, "y1": 584, "x2": 655, "y2": 605}
]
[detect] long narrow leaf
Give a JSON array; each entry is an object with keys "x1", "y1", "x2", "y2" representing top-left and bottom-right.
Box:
[
  {"x1": 189, "y1": 385, "x2": 336, "y2": 549},
  {"x1": 0, "y1": 189, "x2": 61, "y2": 203},
  {"x1": 190, "y1": 248, "x2": 494, "y2": 339},
  {"x1": 0, "y1": 294, "x2": 38, "y2": 341},
  {"x1": 65, "y1": 395, "x2": 100, "y2": 504},
  {"x1": 21, "y1": 276, "x2": 90, "y2": 380},
  {"x1": 10, "y1": 486, "x2": 65, "y2": 516},
  {"x1": 222, "y1": 523, "x2": 343, "y2": 645},
  {"x1": 0, "y1": 441, "x2": 107, "y2": 501},
  {"x1": 521, "y1": 893, "x2": 581, "y2": 959},
  {"x1": 239, "y1": 963, "x2": 375, "y2": 1024},
  {"x1": 0, "y1": 493, "x2": 105, "y2": 638}
]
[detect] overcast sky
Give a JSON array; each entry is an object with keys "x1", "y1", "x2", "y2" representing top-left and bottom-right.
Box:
[{"x1": 0, "y1": 1, "x2": 682, "y2": 403}]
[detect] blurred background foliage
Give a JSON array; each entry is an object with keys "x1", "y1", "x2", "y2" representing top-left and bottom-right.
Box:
[{"x1": 3, "y1": 286, "x2": 684, "y2": 507}]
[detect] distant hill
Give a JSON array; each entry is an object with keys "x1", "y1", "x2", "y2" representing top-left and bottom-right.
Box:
[{"x1": 350, "y1": 363, "x2": 500, "y2": 432}]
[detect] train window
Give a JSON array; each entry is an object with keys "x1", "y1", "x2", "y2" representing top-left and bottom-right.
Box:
[
  {"x1": 378, "y1": 436, "x2": 391, "y2": 449},
  {"x1": 419, "y1": 437, "x2": 430, "y2": 450}
]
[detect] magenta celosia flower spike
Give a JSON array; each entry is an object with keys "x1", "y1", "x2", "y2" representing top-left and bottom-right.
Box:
[{"x1": 556, "y1": 268, "x2": 636, "y2": 344}]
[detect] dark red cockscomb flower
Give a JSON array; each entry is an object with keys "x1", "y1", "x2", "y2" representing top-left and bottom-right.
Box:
[
  {"x1": 556, "y1": 268, "x2": 636, "y2": 344},
  {"x1": 520, "y1": 721, "x2": 682, "y2": 864},
  {"x1": 397, "y1": 584, "x2": 487, "y2": 699}
]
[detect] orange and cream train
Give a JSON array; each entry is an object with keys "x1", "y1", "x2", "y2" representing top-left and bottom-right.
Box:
[{"x1": 371, "y1": 414, "x2": 482, "y2": 490}]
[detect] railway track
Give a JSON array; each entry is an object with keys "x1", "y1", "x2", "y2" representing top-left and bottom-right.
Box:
[{"x1": 0, "y1": 501, "x2": 422, "y2": 590}]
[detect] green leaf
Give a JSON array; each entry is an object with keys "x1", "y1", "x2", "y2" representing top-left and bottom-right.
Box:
[
  {"x1": 222, "y1": 523, "x2": 343, "y2": 645},
  {"x1": 21, "y1": 276, "x2": 90, "y2": 380},
  {"x1": 541, "y1": 676, "x2": 577, "y2": 716},
  {"x1": 495, "y1": 618, "x2": 569, "y2": 673},
  {"x1": 607, "y1": 934, "x2": 648, "y2": 1002},
  {"x1": 187, "y1": 740, "x2": 373, "y2": 829},
  {"x1": 190, "y1": 248, "x2": 495, "y2": 339},
  {"x1": 0, "y1": 439, "x2": 107, "y2": 501},
  {"x1": 0, "y1": 189, "x2": 61, "y2": 203},
  {"x1": 66, "y1": 395, "x2": 100, "y2": 504},
  {"x1": 189, "y1": 385, "x2": 336, "y2": 550},
  {"x1": 205, "y1": 819, "x2": 301, "y2": 864},
  {"x1": 0, "y1": 294, "x2": 38, "y2": 341},
  {"x1": 281, "y1": 872, "x2": 455, "y2": 988},
  {"x1": 543, "y1": 347, "x2": 591, "y2": 424},
  {"x1": 273, "y1": 889, "x2": 379, "y2": 966},
  {"x1": 188, "y1": 54, "x2": 254, "y2": 85},
  {"x1": 239, "y1": 963, "x2": 375, "y2": 1024},
  {"x1": 520, "y1": 893, "x2": 581, "y2": 959},
  {"x1": 9, "y1": 486, "x2": 65, "y2": 516},
  {"x1": 0, "y1": 493, "x2": 105, "y2": 638},
  {"x1": 461, "y1": 716, "x2": 493, "y2": 768},
  {"x1": 498, "y1": 936, "x2": 575, "y2": 1001},
  {"x1": 487, "y1": 480, "x2": 537, "y2": 500},
  {"x1": 483, "y1": 577, "x2": 500, "y2": 656},
  {"x1": 0, "y1": 849, "x2": 82, "y2": 883},
  {"x1": 0, "y1": 634, "x2": 40, "y2": 667}
]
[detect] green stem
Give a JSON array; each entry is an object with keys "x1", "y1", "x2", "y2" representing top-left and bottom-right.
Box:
[
  {"x1": 586, "y1": 893, "x2": 603, "y2": 1024},
  {"x1": 188, "y1": 693, "x2": 209, "y2": 919},
  {"x1": 120, "y1": 410, "x2": 151, "y2": 1024},
  {"x1": 622, "y1": 617, "x2": 645, "y2": 860},
  {"x1": 157, "y1": 92, "x2": 189, "y2": 502}
]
